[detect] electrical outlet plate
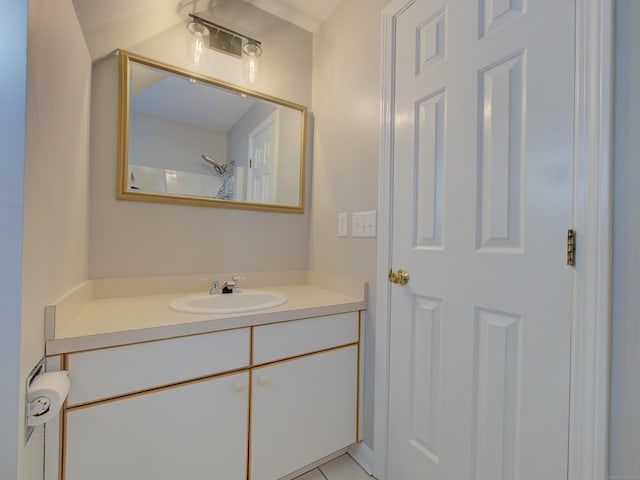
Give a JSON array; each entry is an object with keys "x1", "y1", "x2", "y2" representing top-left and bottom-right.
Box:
[{"x1": 352, "y1": 210, "x2": 376, "y2": 237}]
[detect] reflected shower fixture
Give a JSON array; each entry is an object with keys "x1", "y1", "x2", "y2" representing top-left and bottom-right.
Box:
[{"x1": 187, "y1": 13, "x2": 263, "y2": 83}]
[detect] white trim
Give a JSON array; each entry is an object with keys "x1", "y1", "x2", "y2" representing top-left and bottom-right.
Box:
[
  {"x1": 373, "y1": 2, "x2": 613, "y2": 480},
  {"x1": 374, "y1": 1, "x2": 417, "y2": 478},
  {"x1": 246, "y1": 110, "x2": 279, "y2": 203},
  {"x1": 568, "y1": 1, "x2": 613, "y2": 480},
  {"x1": 280, "y1": 448, "x2": 348, "y2": 480},
  {"x1": 348, "y1": 442, "x2": 375, "y2": 475}
]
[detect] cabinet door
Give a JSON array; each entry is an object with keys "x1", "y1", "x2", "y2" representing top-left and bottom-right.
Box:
[
  {"x1": 65, "y1": 371, "x2": 249, "y2": 480},
  {"x1": 250, "y1": 346, "x2": 358, "y2": 480}
]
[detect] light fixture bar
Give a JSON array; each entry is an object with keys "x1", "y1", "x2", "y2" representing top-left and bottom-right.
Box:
[
  {"x1": 188, "y1": 13, "x2": 261, "y2": 47},
  {"x1": 187, "y1": 13, "x2": 263, "y2": 83}
]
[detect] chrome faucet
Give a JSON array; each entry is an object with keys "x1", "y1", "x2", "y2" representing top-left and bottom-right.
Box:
[
  {"x1": 222, "y1": 276, "x2": 241, "y2": 294},
  {"x1": 209, "y1": 280, "x2": 221, "y2": 295}
]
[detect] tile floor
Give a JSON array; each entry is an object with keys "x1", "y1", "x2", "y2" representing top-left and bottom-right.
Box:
[{"x1": 294, "y1": 454, "x2": 372, "y2": 480}]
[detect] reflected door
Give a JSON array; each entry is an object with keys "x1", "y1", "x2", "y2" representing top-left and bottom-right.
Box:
[
  {"x1": 247, "y1": 111, "x2": 279, "y2": 204},
  {"x1": 388, "y1": 1, "x2": 575, "y2": 479}
]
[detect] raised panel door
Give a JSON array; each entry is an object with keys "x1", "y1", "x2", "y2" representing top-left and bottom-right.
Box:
[{"x1": 388, "y1": 1, "x2": 575, "y2": 479}]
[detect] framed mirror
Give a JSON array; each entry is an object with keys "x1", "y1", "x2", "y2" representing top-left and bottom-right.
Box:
[{"x1": 117, "y1": 50, "x2": 307, "y2": 213}]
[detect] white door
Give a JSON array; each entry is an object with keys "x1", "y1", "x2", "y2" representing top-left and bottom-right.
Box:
[
  {"x1": 388, "y1": 1, "x2": 575, "y2": 480},
  {"x1": 247, "y1": 111, "x2": 279, "y2": 204}
]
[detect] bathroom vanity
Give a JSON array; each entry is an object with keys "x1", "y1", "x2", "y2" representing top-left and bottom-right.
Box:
[{"x1": 44, "y1": 273, "x2": 366, "y2": 480}]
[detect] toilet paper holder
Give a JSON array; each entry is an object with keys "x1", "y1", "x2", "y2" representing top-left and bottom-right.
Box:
[
  {"x1": 24, "y1": 363, "x2": 71, "y2": 441},
  {"x1": 24, "y1": 358, "x2": 46, "y2": 444},
  {"x1": 29, "y1": 395, "x2": 51, "y2": 417}
]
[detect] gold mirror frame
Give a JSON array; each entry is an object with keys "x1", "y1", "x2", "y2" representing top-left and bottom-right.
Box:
[{"x1": 117, "y1": 50, "x2": 307, "y2": 213}]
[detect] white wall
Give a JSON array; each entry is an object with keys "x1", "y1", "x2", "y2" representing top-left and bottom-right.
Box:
[
  {"x1": 0, "y1": 0, "x2": 91, "y2": 480},
  {"x1": 609, "y1": 1, "x2": 640, "y2": 478},
  {"x1": 0, "y1": 1, "x2": 27, "y2": 478},
  {"x1": 24, "y1": 0, "x2": 91, "y2": 313},
  {"x1": 311, "y1": 0, "x2": 391, "y2": 448},
  {"x1": 89, "y1": 2, "x2": 312, "y2": 278}
]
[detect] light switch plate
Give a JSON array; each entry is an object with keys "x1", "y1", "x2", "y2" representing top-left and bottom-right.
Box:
[
  {"x1": 338, "y1": 212, "x2": 348, "y2": 237},
  {"x1": 352, "y1": 210, "x2": 376, "y2": 237}
]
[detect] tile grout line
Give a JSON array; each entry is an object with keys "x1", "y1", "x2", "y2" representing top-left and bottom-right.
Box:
[{"x1": 318, "y1": 468, "x2": 329, "y2": 480}]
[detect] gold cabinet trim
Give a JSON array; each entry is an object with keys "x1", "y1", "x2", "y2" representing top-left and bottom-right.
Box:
[{"x1": 65, "y1": 367, "x2": 250, "y2": 412}]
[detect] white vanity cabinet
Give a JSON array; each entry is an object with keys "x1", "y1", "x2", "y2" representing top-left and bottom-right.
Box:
[
  {"x1": 60, "y1": 328, "x2": 251, "y2": 480},
  {"x1": 49, "y1": 311, "x2": 362, "y2": 480},
  {"x1": 250, "y1": 312, "x2": 360, "y2": 480},
  {"x1": 250, "y1": 346, "x2": 358, "y2": 480},
  {"x1": 65, "y1": 371, "x2": 249, "y2": 480}
]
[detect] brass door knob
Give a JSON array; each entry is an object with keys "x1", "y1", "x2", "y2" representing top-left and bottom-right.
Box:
[{"x1": 388, "y1": 269, "x2": 409, "y2": 285}]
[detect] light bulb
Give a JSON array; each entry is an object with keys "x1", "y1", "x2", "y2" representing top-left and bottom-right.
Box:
[
  {"x1": 193, "y1": 33, "x2": 205, "y2": 64},
  {"x1": 242, "y1": 41, "x2": 262, "y2": 84},
  {"x1": 246, "y1": 56, "x2": 258, "y2": 83},
  {"x1": 187, "y1": 22, "x2": 210, "y2": 66}
]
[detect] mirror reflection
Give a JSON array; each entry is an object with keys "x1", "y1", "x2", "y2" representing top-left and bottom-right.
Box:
[{"x1": 117, "y1": 51, "x2": 307, "y2": 213}]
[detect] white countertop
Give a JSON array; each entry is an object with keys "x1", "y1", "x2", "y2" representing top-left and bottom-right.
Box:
[{"x1": 46, "y1": 284, "x2": 367, "y2": 355}]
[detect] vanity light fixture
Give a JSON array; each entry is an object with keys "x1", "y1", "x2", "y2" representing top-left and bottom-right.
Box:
[
  {"x1": 187, "y1": 13, "x2": 263, "y2": 84},
  {"x1": 186, "y1": 21, "x2": 210, "y2": 65},
  {"x1": 242, "y1": 40, "x2": 262, "y2": 84}
]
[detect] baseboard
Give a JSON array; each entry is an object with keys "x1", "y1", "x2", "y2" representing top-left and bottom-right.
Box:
[
  {"x1": 280, "y1": 448, "x2": 348, "y2": 480},
  {"x1": 348, "y1": 442, "x2": 375, "y2": 476}
]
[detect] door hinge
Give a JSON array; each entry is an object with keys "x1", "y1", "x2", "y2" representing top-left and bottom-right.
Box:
[{"x1": 567, "y1": 229, "x2": 576, "y2": 266}]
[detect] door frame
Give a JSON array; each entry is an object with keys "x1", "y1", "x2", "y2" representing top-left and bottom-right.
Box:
[
  {"x1": 0, "y1": 0, "x2": 28, "y2": 477},
  {"x1": 373, "y1": 1, "x2": 614, "y2": 480},
  {"x1": 246, "y1": 110, "x2": 280, "y2": 203}
]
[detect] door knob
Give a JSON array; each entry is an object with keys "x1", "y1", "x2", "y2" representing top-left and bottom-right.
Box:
[{"x1": 388, "y1": 269, "x2": 409, "y2": 285}]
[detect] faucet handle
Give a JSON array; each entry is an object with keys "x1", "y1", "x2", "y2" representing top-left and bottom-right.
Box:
[{"x1": 209, "y1": 279, "x2": 221, "y2": 295}]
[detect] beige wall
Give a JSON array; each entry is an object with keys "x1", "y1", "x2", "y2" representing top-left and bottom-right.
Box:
[
  {"x1": 89, "y1": 2, "x2": 313, "y2": 278},
  {"x1": 311, "y1": 0, "x2": 391, "y2": 448},
  {"x1": 20, "y1": 0, "x2": 92, "y2": 478},
  {"x1": 610, "y1": 1, "x2": 640, "y2": 478}
]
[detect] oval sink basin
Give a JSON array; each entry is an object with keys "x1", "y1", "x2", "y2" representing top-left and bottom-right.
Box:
[{"x1": 170, "y1": 289, "x2": 288, "y2": 314}]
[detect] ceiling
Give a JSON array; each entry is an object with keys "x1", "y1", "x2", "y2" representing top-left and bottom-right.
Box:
[
  {"x1": 131, "y1": 67, "x2": 256, "y2": 132},
  {"x1": 243, "y1": 0, "x2": 342, "y2": 31},
  {"x1": 72, "y1": 0, "x2": 342, "y2": 60}
]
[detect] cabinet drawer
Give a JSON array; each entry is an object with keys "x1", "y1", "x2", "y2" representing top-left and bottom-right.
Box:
[
  {"x1": 253, "y1": 312, "x2": 358, "y2": 365},
  {"x1": 67, "y1": 328, "x2": 250, "y2": 406}
]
